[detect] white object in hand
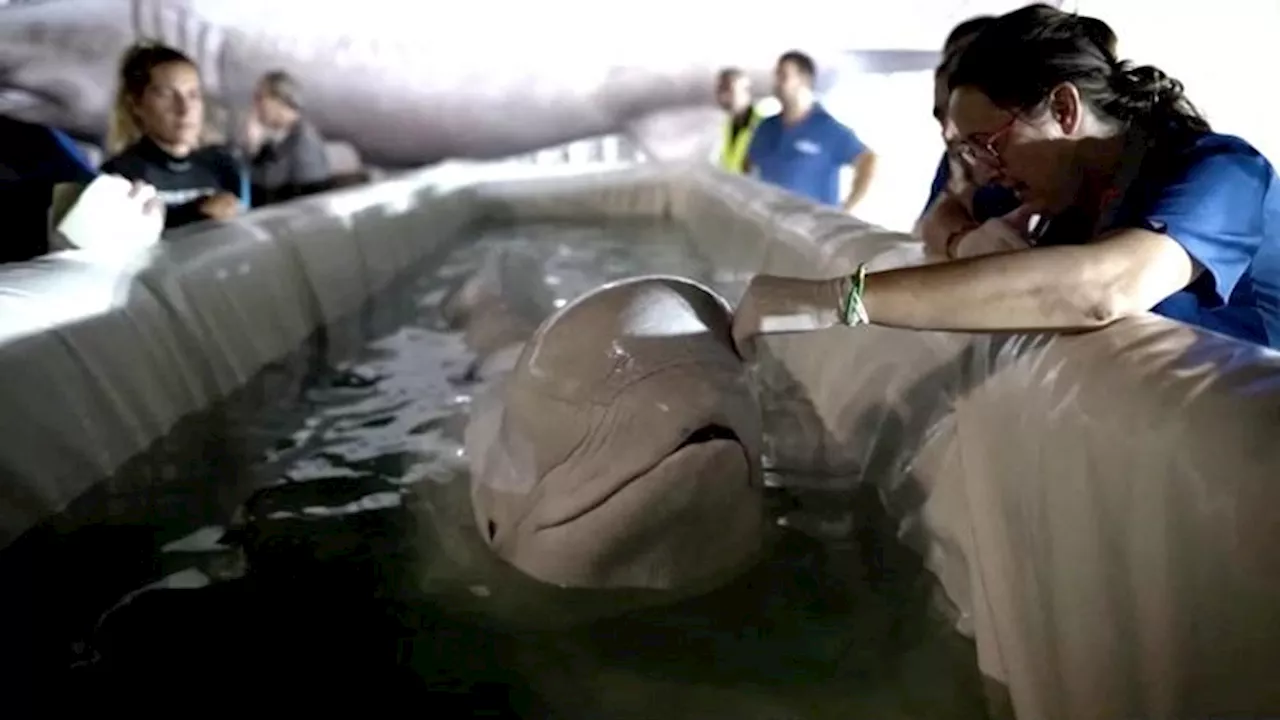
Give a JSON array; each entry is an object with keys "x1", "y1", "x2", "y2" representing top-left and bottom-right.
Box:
[{"x1": 54, "y1": 174, "x2": 164, "y2": 253}]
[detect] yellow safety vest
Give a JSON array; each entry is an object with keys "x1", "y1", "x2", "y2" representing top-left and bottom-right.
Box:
[{"x1": 719, "y1": 109, "x2": 760, "y2": 174}]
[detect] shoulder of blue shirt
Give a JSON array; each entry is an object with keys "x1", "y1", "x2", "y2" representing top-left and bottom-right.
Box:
[{"x1": 1164, "y1": 132, "x2": 1274, "y2": 179}]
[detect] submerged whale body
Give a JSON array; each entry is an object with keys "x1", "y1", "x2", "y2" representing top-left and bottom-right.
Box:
[{"x1": 464, "y1": 275, "x2": 767, "y2": 591}]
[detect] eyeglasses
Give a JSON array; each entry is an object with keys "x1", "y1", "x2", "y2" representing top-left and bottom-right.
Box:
[{"x1": 952, "y1": 114, "x2": 1018, "y2": 167}]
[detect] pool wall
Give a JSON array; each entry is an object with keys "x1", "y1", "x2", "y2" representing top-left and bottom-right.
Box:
[{"x1": 1, "y1": 161, "x2": 1278, "y2": 718}]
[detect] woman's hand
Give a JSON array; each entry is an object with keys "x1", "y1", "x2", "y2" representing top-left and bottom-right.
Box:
[
  {"x1": 731, "y1": 275, "x2": 848, "y2": 360},
  {"x1": 199, "y1": 192, "x2": 243, "y2": 221},
  {"x1": 240, "y1": 113, "x2": 266, "y2": 154},
  {"x1": 919, "y1": 193, "x2": 980, "y2": 260},
  {"x1": 950, "y1": 203, "x2": 1037, "y2": 259},
  {"x1": 125, "y1": 179, "x2": 165, "y2": 218}
]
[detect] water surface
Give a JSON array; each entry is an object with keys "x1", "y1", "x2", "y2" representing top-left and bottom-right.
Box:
[{"x1": 61, "y1": 219, "x2": 987, "y2": 718}]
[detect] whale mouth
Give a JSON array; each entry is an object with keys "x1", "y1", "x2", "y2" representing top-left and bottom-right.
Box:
[
  {"x1": 675, "y1": 424, "x2": 739, "y2": 448},
  {"x1": 534, "y1": 424, "x2": 749, "y2": 533}
]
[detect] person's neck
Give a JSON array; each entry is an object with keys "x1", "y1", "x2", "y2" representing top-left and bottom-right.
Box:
[
  {"x1": 152, "y1": 137, "x2": 194, "y2": 159},
  {"x1": 730, "y1": 105, "x2": 753, "y2": 122},
  {"x1": 1075, "y1": 126, "x2": 1129, "y2": 214},
  {"x1": 781, "y1": 94, "x2": 815, "y2": 123},
  {"x1": 277, "y1": 113, "x2": 300, "y2": 132}
]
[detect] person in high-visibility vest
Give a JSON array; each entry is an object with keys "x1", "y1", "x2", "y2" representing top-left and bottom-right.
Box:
[{"x1": 715, "y1": 67, "x2": 760, "y2": 174}]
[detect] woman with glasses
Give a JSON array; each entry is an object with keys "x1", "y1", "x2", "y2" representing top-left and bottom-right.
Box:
[
  {"x1": 918, "y1": 6, "x2": 1118, "y2": 260},
  {"x1": 731, "y1": 5, "x2": 1280, "y2": 351}
]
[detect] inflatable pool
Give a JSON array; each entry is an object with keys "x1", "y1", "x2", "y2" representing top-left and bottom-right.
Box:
[{"x1": 1, "y1": 161, "x2": 1278, "y2": 718}]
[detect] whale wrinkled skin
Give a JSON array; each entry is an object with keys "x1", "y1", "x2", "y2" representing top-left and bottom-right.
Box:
[
  {"x1": 463, "y1": 275, "x2": 767, "y2": 591},
  {"x1": 0, "y1": 0, "x2": 969, "y2": 166}
]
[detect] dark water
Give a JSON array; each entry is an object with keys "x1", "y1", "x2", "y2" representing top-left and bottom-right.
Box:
[{"x1": 25, "y1": 219, "x2": 987, "y2": 717}]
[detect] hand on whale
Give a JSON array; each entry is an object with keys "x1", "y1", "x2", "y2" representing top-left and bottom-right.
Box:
[{"x1": 466, "y1": 275, "x2": 767, "y2": 591}]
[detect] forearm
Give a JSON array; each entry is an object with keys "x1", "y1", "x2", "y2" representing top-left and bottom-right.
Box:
[
  {"x1": 856, "y1": 231, "x2": 1194, "y2": 332},
  {"x1": 855, "y1": 245, "x2": 1105, "y2": 331},
  {"x1": 843, "y1": 152, "x2": 876, "y2": 210},
  {"x1": 164, "y1": 200, "x2": 208, "y2": 228}
]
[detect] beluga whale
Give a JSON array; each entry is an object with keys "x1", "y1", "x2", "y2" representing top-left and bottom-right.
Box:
[{"x1": 463, "y1": 274, "x2": 767, "y2": 591}]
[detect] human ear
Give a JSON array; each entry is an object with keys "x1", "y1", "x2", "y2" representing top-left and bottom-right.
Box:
[{"x1": 1047, "y1": 82, "x2": 1083, "y2": 135}]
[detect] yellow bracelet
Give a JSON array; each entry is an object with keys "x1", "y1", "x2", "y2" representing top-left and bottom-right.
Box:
[{"x1": 842, "y1": 264, "x2": 869, "y2": 327}]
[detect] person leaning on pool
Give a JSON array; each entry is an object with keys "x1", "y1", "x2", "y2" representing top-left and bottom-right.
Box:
[
  {"x1": 917, "y1": 6, "x2": 1119, "y2": 259},
  {"x1": 730, "y1": 5, "x2": 1280, "y2": 352}
]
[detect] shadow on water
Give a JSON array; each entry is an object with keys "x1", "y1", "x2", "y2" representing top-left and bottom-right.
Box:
[{"x1": 1, "y1": 218, "x2": 989, "y2": 718}]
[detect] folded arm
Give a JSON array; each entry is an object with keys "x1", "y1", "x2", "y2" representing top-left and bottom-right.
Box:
[{"x1": 858, "y1": 229, "x2": 1198, "y2": 332}]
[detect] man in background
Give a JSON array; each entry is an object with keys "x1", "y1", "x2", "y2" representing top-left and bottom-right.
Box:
[
  {"x1": 714, "y1": 67, "x2": 761, "y2": 174},
  {"x1": 747, "y1": 51, "x2": 877, "y2": 212}
]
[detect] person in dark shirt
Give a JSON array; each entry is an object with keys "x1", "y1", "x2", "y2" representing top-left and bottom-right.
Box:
[
  {"x1": 0, "y1": 115, "x2": 99, "y2": 263},
  {"x1": 243, "y1": 70, "x2": 331, "y2": 206},
  {"x1": 101, "y1": 43, "x2": 247, "y2": 230}
]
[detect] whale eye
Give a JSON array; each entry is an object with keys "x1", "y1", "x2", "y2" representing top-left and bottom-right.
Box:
[{"x1": 677, "y1": 424, "x2": 739, "y2": 449}]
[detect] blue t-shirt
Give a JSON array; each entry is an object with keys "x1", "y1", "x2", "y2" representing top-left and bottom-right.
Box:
[
  {"x1": 747, "y1": 105, "x2": 865, "y2": 207},
  {"x1": 1047, "y1": 132, "x2": 1280, "y2": 349},
  {"x1": 920, "y1": 153, "x2": 1020, "y2": 222}
]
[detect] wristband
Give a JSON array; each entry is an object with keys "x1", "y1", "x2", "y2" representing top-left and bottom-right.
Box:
[{"x1": 841, "y1": 264, "x2": 869, "y2": 327}]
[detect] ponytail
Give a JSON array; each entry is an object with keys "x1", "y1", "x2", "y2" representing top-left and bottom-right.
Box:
[
  {"x1": 105, "y1": 84, "x2": 142, "y2": 156},
  {"x1": 1104, "y1": 62, "x2": 1210, "y2": 136}
]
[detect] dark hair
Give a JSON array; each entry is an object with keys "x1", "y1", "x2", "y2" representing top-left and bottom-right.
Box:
[
  {"x1": 1077, "y1": 15, "x2": 1118, "y2": 57},
  {"x1": 943, "y1": 15, "x2": 995, "y2": 55},
  {"x1": 949, "y1": 6, "x2": 1208, "y2": 137},
  {"x1": 937, "y1": 15, "x2": 995, "y2": 81},
  {"x1": 260, "y1": 69, "x2": 304, "y2": 110},
  {"x1": 777, "y1": 50, "x2": 817, "y2": 82},
  {"x1": 119, "y1": 42, "x2": 195, "y2": 100},
  {"x1": 716, "y1": 67, "x2": 745, "y2": 86},
  {"x1": 108, "y1": 41, "x2": 199, "y2": 153}
]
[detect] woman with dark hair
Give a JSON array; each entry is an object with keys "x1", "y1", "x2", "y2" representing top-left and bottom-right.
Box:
[
  {"x1": 731, "y1": 6, "x2": 1280, "y2": 351},
  {"x1": 917, "y1": 5, "x2": 1119, "y2": 259},
  {"x1": 102, "y1": 42, "x2": 247, "y2": 229}
]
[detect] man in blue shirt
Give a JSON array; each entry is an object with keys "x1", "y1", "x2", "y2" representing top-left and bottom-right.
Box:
[{"x1": 747, "y1": 51, "x2": 877, "y2": 212}]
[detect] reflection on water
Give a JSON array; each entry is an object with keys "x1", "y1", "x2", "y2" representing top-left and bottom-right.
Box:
[{"x1": 56, "y1": 220, "x2": 986, "y2": 717}]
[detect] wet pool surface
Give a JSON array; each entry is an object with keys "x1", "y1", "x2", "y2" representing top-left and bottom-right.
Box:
[{"x1": 40, "y1": 220, "x2": 988, "y2": 717}]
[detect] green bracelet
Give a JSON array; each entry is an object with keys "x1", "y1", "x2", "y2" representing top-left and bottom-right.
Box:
[{"x1": 842, "y1": 264, "x2": 869, "y2": 327}]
